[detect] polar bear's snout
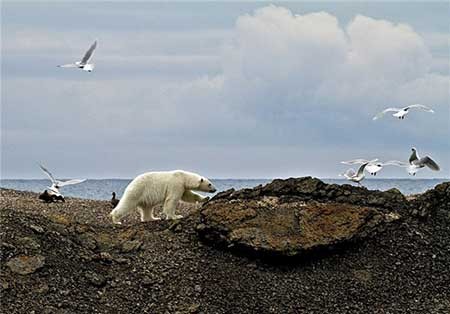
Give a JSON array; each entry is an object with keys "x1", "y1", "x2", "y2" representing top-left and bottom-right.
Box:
[{"x1": 207, "y1": 183, "x2": 217, "y2": 193}]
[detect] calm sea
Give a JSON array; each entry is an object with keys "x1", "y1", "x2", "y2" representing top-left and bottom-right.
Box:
[{"x1": 0, "y1": 178, "x2": 448, "y2": 200}]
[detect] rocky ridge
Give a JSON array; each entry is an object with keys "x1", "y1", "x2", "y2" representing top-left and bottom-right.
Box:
[{"x1": 1, "y1": 178, "x2": 449, "y2": 314}]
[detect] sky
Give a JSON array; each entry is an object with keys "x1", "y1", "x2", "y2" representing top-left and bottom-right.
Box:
[{"x1": 1, "y1": 1, "x2": 449, "y2": 179}]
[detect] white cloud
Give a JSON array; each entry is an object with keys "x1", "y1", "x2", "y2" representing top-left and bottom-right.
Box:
[{"x1": 220, "y1": 6, "x2": 446, "y2": 115}]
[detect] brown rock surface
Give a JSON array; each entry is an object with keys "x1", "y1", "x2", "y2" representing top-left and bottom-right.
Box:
[
  {"x1": 198, "y1": 178, "x2": 402, "y2": 255},
  {"x1": 6, "y1": 255, "x2": 45, "y2": 275}
]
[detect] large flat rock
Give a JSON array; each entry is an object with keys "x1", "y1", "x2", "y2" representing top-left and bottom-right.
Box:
[{"x1": 198, "y1": 177, "x2": 403, "y2": 256}]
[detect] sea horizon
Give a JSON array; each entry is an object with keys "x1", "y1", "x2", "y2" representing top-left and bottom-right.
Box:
[{"x1": 2, "y1": 178, "x2": 448, "y2": 201}]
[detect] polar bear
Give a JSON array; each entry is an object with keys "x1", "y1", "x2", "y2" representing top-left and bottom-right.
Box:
[{"x1": 109, "y1": 170, "x2": 216, "y2": 224}]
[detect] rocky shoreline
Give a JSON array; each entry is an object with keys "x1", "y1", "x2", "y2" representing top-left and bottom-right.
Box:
[{"x1": 1, "y1": 178, "x2": 449, "y2": 314}]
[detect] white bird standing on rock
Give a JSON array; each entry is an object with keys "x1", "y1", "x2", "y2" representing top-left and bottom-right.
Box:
[
  {"x1": 341, "y1": 158, "x2": 403, "y2": 176},
  {"x1": 58, "y1": 40, "x2": 98, "y2": 72},
  {"x1": 340, "y1": 162, "x2": 369, "y2": 184},
  {"x1": 387, "y1": 148, "x2": 440, "y2": 176},
  {"x1": 39, "y1": 164, "x2": 86, "y2": 200},
  {"x1": 373, "y1": 104, "x2": 434, "y2": 120}
]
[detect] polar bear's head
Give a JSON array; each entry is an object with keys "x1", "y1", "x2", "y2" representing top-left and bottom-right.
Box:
[{"x1": 197, "y1": 177, "x2": 217, "y2": 193}]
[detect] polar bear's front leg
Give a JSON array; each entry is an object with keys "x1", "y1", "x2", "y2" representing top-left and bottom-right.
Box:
[
  {"x1": 163, "y1": 198, "x2": 183, "y2": 220},
  {"x1": 181, "y1": 190, "x2": 208, "y2": 203}
]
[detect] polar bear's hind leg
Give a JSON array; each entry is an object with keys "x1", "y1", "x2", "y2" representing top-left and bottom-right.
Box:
[
  {"x1": 163, "y1": 198, "x2": 183, "y2": 220},
  {"x1": 138, "y1": 204, "x2": 161, "y2": 222},
  {"x1": 150, "y1": 207, "x2": 161, "y2": 221}
]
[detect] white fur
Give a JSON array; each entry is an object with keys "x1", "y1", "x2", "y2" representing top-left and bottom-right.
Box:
[{"x1": 109, "y1": 170, "x2": 216, "y2": 224}]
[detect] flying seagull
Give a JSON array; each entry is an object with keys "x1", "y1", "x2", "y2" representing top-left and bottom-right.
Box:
[
  {"x1": 39, "y1": 163, "x2": 86, "y2": 200},
  {"x1": 388, "y1": 147, "x2": 440, "y2": 176},
  {"x1": 373, "y1": 104, "x2": 434, "y2": 120},
  {"x1": 341, "y1": 158, "x2": 402, "y2": 176},
  {"x1": 58, "y1": 40, "x2": 98, "y2": 72},
  {"x1": 340, "y1": 162, "x2": 369, "y2": 184}
]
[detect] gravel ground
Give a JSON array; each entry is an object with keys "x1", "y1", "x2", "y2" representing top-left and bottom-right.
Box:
[{"x1": 1, "y1": 188, "x2": 449, "y2": 314}]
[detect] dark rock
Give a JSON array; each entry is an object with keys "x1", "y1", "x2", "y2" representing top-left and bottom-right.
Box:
[
  {"x1": 194, "y1": 284, "x2": 202, "y2": 293},
  {"x1": 92, "y1": 252, "x2": 113, "y2": 264},
  {"x1": 78, "y1": 233, "x2": 97, "y2": 250},
  {"x1": 1, "y1": 281, "x2": 10, "y2": 290},
  {"x1": 187, "y1": 303, "x2": 200, "y2": 313},
  {"x1": 36, "y1": 283, "x2": 49, "y2": 294},
  {"x1": 410, "y1": 182, "x2": 450, "y2": 217},
  {"x1": 6, "y1": 255, "x2": 45, "y2": 275},
  {"x1": 29, "y1": 224, "x2": 44, "y2": 234},
  {"x1": 211, "y1": 177, "x2": 409, "y2": 213},
  {"x1": 84, "y1": 271, "x2": 106, "y2": 287},
  {"x1": 17, "y1": 237, "x2": 41, "y2": 250},
  {"x1": 121, "y1": 240, "x2": 143, "y2": 253},
  {"x1": 114, "y1": 257, "x2": 130, "y2": 264}
]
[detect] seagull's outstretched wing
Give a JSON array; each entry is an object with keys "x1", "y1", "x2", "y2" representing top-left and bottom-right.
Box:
[
  {"x1": 340, "y1": 168, "x2": 356, "y2": 178},
  {"x1": 419, "y1": 156, "x2": 440, "y2": 171},
  {"x1": 341, "y1": 158, "x2": 378, "y2": 165},
  {"x1": 384, "y1": 160, "x2": 409, "y2": 167},
  {"x1": 356, "y1": 162, "x2": 369, "y2": 176},
  {"x1": 80, "y1": 40, "x2": 97, "y2": 64},
  {"x1": 58, "y1": 179, "x2": 86, "y2": 187},
  {"x1": 58, "y1": 63, "x2": 78, "y2": 68},
  {"x1": 39, "y1": 164, "x2": 56, "y2": 184},
  {"x1": 406, "y1": 104, "x2": 434, "y2": 113},
  {"x1": 373, "y1": 108, "x2": 401, "y2": 120},
  {"x1": 409, "y1": 149, "x2": 419, "y2": 164}
]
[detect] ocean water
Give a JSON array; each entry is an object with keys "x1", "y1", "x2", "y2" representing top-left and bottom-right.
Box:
[{"x1": 0, "y1": 178, "x2": 448, "y2": 201}]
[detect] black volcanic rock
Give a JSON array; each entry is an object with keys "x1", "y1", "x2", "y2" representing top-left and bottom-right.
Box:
[
  {"x1": 410, "y1": 182, "x2": 450, "y2": 217},
  {"x1": 212, "y1": 177, "x2": 408, "y2": 212}
]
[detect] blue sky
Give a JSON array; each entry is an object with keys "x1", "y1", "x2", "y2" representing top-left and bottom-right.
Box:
[{"x1": 1, "y1": 1, "x2": 449, "y2": 179}]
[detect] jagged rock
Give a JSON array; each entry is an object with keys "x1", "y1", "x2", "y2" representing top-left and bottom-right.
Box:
[
  {"x1": 84, "y1": 271, "x2": 106, "y2": 287},
  {"x1": 198, "y1": 177, "x2": 403, "y2": 256},
  {"x1": 29, "y1": 224, "x2": 44, "y2": 234},
  {"x1": 410, "y1": 182, "x2": 450, "y2": 217},
  {"x1": 17, "y1": 237, "x2": 41, "y2": 250},
  {"x1": 121, "y1": 240, "x2": 143, "y2": 253},
  {"x1": 6, "y1": 255, "x2": 45, "y2": 275},
  {"x1": 213, "y1": 177, "x2": 408, "y2": 212}
]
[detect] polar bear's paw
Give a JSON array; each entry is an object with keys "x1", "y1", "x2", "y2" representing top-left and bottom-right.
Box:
[
  {"x1": 110, "y1": 212, "x2": 122, "y2": 224},
  {"x1": 141, "y1": 217, "x2": 158, "y2": 223},
  {"x1": 112, "y1": 218, "x2": 122, "y2": 225},
  {"x1": 167, "y1": 214, "x2": 184, "y2": 220}
]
